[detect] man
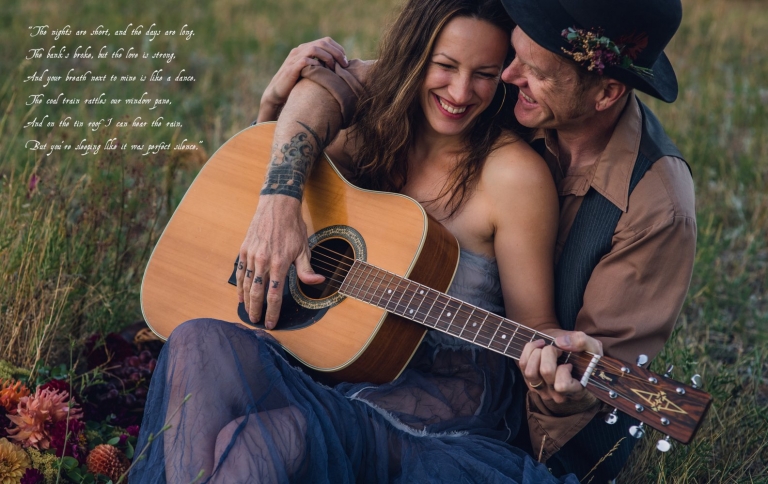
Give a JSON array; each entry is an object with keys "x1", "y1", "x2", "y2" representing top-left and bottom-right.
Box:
[{"x1": 240, "y1": 0, "x2": 695, "y2": 480}]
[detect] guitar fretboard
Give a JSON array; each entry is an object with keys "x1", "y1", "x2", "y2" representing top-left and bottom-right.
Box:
[{"x1": 339, "y1": 259, "x2": 563, "y2": 361}]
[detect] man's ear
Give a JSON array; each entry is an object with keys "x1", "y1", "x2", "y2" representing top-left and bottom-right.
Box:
[{"x1": 595, "y1": 79, "x2": 628, "y2": 112}]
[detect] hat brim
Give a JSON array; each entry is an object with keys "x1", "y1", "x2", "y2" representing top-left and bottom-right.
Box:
[{"x1": 500, "y1": 0, "x2": 678, "y2": 102}]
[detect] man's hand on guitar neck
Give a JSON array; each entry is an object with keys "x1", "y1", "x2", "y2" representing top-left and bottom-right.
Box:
[
  {"x1": 519, "y1": 330, "x2": 603, "y2": 415},
  {"x1": 240, "y1": 74, "x2": 345, "y2": 328}
]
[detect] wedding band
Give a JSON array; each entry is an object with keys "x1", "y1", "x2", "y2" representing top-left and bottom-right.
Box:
[{"x1": 529, "y1": 380, "x2": 544, "y2": 389}]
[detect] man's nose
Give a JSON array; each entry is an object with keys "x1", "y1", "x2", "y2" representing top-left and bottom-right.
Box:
[{"x1": 501, "y1": 57, "x2": 521, "y2": 84}]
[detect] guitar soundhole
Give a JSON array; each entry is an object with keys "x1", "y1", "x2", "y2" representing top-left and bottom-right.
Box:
[
  {"x1": 287, "y1": 224, "x2": 367, "y2": 311},
  {"x1": 300, "y1": 237, "x2": 354, "y2": 300}
]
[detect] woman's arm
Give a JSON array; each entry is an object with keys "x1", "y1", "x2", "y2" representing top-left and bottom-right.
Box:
[
  {"x1": 485, "y1": 140, "x2": 560, "y2": 332},
  {"x1": 485, "y1": 140, "x2": 602, "y2": 407}
]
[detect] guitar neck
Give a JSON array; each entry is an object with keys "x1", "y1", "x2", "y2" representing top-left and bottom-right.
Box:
[
  {"x1": 339, "y1": 259, "x2": 563, "y2": 362},
  {"x1": 339, "y1": 259, "x2": 712, "y2": 445}
]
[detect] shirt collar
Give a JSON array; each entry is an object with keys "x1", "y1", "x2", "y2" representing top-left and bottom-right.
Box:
[{"x1": 536, "y1": 94, "x2": 643, "y2": 212}]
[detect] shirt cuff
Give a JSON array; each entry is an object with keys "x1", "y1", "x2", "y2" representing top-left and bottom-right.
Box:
[{"x1": 526, "y1": 391, "x2": 602, "y2": 462}]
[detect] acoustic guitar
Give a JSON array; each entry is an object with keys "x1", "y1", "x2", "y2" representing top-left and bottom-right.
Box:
[{"x1": 141, "y1": 122, "x2": 711, "y2": 446}]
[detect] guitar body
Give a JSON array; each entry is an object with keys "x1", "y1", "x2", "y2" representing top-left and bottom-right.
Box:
[{"x1": 141, "y1": 123, "x2": 460, "y2": 384}]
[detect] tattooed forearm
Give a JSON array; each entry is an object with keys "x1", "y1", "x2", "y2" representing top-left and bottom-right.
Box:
[{"x1": 260, "y1": 121, "x2": 332, "y2": 200}]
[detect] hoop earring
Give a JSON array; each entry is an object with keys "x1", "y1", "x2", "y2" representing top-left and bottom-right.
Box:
[{"x1": 492, "y1": 83, "x2": 507, "y2": 117}]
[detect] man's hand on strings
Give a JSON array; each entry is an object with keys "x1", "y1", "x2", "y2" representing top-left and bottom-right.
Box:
[
  {"x1": 519, "y1": 331, "x2": 602, "y2": 414},
  {"x1": 257, "y1": 37, "x2": 348, "y2": 122},
  {"x1": 236, "y1": 196, "x2": 325, "y2": 329}
]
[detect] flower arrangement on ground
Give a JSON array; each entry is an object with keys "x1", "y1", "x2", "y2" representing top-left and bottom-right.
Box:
[{"x1": 0, "y1": 327, "x2": 162, "y2": 484}]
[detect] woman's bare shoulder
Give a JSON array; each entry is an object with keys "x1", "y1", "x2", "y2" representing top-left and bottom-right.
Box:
[{"x1": 482, "y1": 133, "x2": 554, "y2": 193}]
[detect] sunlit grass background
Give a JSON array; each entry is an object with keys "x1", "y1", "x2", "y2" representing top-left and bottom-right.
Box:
[{"x1": 0, "y1": 0, "x2": 765, "y2": 481}]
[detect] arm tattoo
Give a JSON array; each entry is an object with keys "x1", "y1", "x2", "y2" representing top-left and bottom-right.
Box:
[{"x1": 260, "y1": 121, "x2": 332, "y2": 200}]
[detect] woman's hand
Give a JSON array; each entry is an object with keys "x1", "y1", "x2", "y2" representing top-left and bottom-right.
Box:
[
  {"x1": 257, "y1": 37, "x2": 348, "y2": 122},
  {"x1": 519, "y1": 331, "x2": 603, "y2": 414}
]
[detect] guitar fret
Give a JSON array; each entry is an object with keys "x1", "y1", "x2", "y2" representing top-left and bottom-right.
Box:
[
  {"x1": 488, "y1": 316, "x2": 502, "y2": 351},
  {"x1": 402, "y1": 281, "x2": 422, "y2": 319},
  {"x1": 355, "y1": 264, "x2": 376, "y2": 303},
  {"x1": 472, "y1": 313, "x2": 489, "y2": 344},
  {"x1": 410, "y1": 283, "x2": 428, "y2": 322},
  {"x1": 500, "y1": 323, "x2": 521, "y2": 356},
  {"x1": 392, "y1": 278, "x2": 410, "y2": 315},
  {"x1": 342, "y1": 261, "x2": 364, "y2": 295},
  {"x1": 369, "y1": 266, "x2": 386, "y2": 305},
  {"x1": 502, "y1": 322, "x2": 515, "y2": 354},
  {"x1": 446, "y1": 301, "x2": 463, "y2": 336},
  {"x1": 421, "y1": 289, "x2": 439, "y2": 328},
  {"x1": 458, "y1": 308, "x2": 476, "y2": 340},
  {"x1": 376, "y1": 272, "x2": 396, "y2": 309},
  {"x1": 433, "y1": 295, "x2": 451, "y2": 331},
  {"x1": 384, "y1": 277, "x2": 404, "y2": 313},
  {"x1": 350, "y1": 263, "x2": 369, "y2": 300}
]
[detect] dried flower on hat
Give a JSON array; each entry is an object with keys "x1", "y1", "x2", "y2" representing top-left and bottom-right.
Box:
[
  {"x1": 0, "y1": 381, "x2": 30, "y2": 415},
  {"x1": 0, "y1": 438, "x2": 30, "y2": 484},
  {"x1": 561, "y1": 27, "x2": 654, "y2": 78},
  {"x1": 6, "y1": 389, "x2": 82, "y2": 450}
]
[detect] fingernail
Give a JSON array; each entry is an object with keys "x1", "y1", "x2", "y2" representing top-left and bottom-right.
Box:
[
  {"x1": 561, "y1": 334, "x2": 571, "y2": 346},
  {"x1": 343, "y1": 55, "x2": 348, "y2": 66}
]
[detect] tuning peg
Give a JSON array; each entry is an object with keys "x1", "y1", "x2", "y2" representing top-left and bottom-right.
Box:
[
  {"x1": 604, "y1": 408, "x2": 618, "y2": 425},
  {"x1": 656, "y1": 435, "x2": 673, "y2": 452},
  {"x1": 629, "y1": 422, "x2": 645, "y2": 439},
  {"x1": 691, "y1": 374, "x2": 703, "y2": 389},
  {"x1": 664, "y1": 364, "x2": 674, "y2": 378},
  {"x1": 636, "y1": 354, "x2": 649, "y2": 367}
]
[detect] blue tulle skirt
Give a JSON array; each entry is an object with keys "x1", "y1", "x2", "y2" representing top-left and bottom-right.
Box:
[{"x1": 130, "y1": 318, "x2": 578, "y2": 483}]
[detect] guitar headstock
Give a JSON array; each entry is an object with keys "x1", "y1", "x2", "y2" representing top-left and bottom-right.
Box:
[{"x1": 571, "y1": 353, "x2": 712, "y2": 444}]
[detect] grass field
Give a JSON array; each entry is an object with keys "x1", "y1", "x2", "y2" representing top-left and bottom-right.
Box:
[{"x1": 0, "y1": 0, "x2": 766, "y2": 481}]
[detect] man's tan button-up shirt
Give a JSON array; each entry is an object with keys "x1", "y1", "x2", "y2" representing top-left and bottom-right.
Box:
[{"x1": 527, "y1": 95, "x2": 696, "y2": 461}]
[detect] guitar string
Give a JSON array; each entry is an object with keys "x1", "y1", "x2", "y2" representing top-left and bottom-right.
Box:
[
  {"x1": 306, "y1": 245, "x2": 670, "y2": 383},
  {"x1": 306, "y1": 250, "x2": 556, "y2": 352},
  {"x1": 304, "y1": 252, "x2": 567, "y2": 361},
  {"x1": 278, "y1": 250, "x2": 687, "y2": 419},
  {"x1": 302, "y1": 249, "x2": 618, "y2": 371},
  {"x1": 305, "y1": 247, "x2": 648, "y2": 378},
  {"x1": 307, "y1": 247, "x2": 647, "y2": 382}
]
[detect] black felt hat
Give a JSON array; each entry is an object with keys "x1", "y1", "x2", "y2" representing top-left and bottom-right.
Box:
[{"x1": 500, "y1": 0, "x2": 682, "y2": 102}]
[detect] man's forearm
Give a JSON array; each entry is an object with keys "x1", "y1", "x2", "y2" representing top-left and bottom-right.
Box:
[{"x1": 260, "y1": 79, "x2": 344, "y2": 201}]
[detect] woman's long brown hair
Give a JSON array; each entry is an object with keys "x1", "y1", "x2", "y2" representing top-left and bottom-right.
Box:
[{"x1": 349, "y1": 0, "x2": 529, "y2": 217}]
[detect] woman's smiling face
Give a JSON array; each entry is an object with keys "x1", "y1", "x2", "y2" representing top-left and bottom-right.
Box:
[{"x1": 419, "y1": 16, "x2": 508, "y2": 138}]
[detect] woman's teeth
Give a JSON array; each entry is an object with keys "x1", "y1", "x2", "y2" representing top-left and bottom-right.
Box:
[{"x1": 439, "y1": 97, "x2": 467, "y2": 114}]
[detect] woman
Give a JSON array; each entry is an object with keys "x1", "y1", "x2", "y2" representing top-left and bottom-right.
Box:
[{"x1": 131, "y1": 0, "x2": 576, "y2": 482}]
